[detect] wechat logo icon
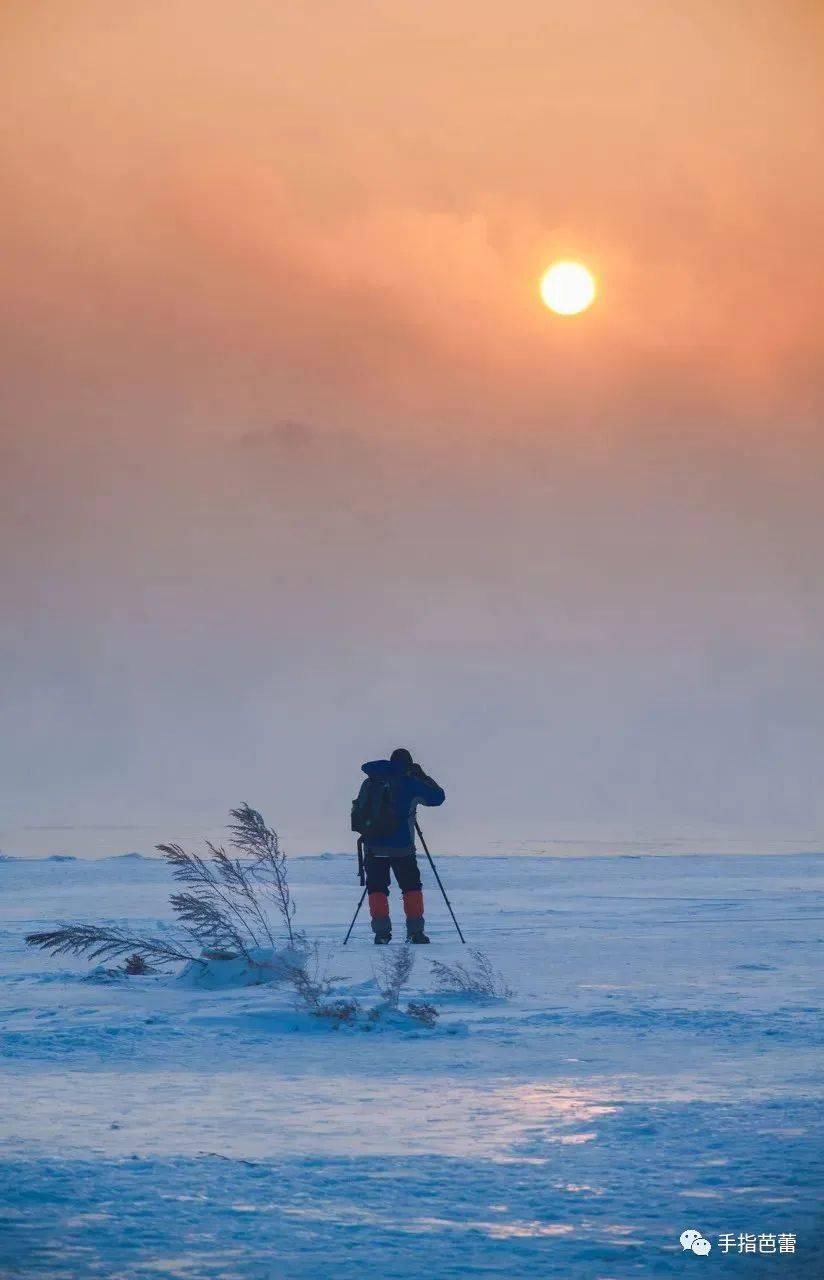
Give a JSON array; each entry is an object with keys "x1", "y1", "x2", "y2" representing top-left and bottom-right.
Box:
[{"x1": 680, "y1": 1229, "x2": 712, "y2": 1256}]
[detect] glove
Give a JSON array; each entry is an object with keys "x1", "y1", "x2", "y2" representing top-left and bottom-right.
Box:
[{"x1": 409, "y1": 762, "x2": 425, "y2": 779}]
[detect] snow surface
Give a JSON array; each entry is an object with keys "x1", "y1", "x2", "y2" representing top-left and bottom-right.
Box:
[{"x1": 1, "y1": 852, "x2": 822, "y2": 1278}]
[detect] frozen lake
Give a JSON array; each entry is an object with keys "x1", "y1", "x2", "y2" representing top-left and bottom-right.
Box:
[{"x1": 1, "y1": 851, "x2": 822, "y2": 1277}]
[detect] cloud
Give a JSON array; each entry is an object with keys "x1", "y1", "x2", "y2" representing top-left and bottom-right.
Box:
[{"x1": 2, "y1": 1, "x2": 823, "y2": 440}]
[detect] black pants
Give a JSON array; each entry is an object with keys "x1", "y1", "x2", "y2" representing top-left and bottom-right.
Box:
[{"x1": 365, "y1": 852, "x2": 423, "y2": 896}]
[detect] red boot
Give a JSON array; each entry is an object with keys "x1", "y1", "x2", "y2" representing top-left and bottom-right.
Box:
[
  {"x1": 369, "y1": 892, "x2": 391, "y2": 944},
  {"x1": 402, "y1": 890, "x2": 429, "y2": 943}
]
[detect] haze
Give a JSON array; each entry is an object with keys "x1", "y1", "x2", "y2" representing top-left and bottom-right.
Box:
[{"x1": 2, "y1": 1, "x2": 823, "y2": 857}]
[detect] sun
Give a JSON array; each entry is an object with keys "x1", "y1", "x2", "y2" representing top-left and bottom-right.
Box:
[{"x1": 540, "y1": 261, "x2": 596, "y2": 316}]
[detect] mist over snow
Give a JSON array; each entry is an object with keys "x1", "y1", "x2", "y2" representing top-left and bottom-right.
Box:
[{"x1": 3, "y1": 420, "x2": 824, "y2": 857}]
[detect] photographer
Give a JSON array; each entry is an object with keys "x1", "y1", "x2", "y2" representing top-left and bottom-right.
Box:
[{"x1": 351, "y1": 748, "x2": 445, "y2": 944}]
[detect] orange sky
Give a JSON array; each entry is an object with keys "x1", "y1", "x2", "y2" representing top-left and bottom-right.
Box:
[
  {"x1": 2, "y1": 1, "x2": 823, "y2": 852},
  {"x1": 3, "y1": 0, "x2": 823, "y2": 427}
]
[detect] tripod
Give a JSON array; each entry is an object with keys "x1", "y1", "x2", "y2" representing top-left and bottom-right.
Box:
[{"x1": 342, "y1": 822, "x2": 466, "y2": 944}]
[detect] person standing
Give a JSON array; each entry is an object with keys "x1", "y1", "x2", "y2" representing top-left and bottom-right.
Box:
[{"x1": 351, "y1": 748, "x2": 445, "y2": 944}]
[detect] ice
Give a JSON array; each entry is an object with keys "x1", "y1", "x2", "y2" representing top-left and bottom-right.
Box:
[{"x1": 1, "y1": 850, "x2": 822, "y2": 1277}]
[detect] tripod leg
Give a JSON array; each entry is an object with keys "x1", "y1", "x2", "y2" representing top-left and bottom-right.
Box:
[
  {"x1": 415, "y1": 821, "x2": 466, "y2": 943},
  {"x1": 343, "y1": 887, "x2": 368, "y2": 945}
]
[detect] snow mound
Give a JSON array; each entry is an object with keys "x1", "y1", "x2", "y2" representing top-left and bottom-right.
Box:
[
  {"x1": 177, "y1": 946, "x2": 302, "y2": 990},
  {"x1": 83, "y1": 965, "x2": 128, "y2": 984}
]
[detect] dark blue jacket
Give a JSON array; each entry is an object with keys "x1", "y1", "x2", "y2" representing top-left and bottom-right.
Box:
[{"x1": 359, "y1": 759, "x2": 445, "y2": 853}]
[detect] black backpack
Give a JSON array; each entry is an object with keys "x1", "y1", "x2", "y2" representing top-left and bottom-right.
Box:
[{"x1": 351, "y1": 776, "x2": 398, "y2": 842}]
